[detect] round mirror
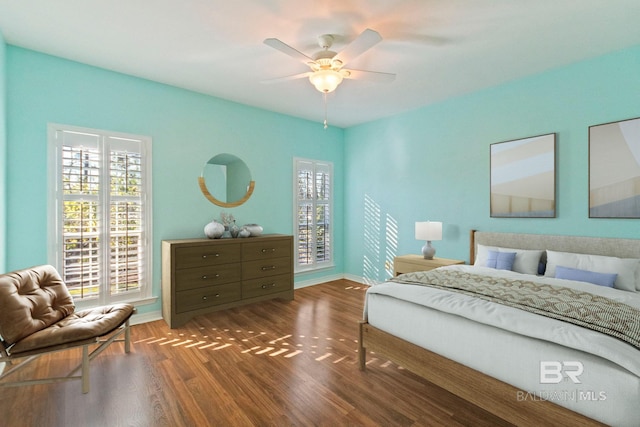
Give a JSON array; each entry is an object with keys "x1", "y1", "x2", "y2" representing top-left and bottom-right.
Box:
[{"x1": 198, "y1": 153, "x2": 255, "y2": 207}]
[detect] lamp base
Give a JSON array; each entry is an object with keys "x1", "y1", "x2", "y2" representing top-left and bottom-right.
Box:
[{"x1": 422, "y1": 241, "x2": 436, "y2": 260}]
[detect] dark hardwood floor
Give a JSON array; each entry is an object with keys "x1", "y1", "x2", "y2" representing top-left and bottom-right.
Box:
[{"x1": 0, "y1": 280, "x2": 514, "y2": 426}]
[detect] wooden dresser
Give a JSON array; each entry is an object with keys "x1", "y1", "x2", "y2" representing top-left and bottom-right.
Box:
[{"x1": 161, "y1": 234, "x2": 293, "y2": 328}]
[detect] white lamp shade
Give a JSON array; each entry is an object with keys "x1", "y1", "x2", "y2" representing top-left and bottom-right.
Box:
[
  {"x1": 309, "y1": 69, "x2": 344, "y2": 93},
  {"x1": 415, "y1": 221, "x2": 442, "y2": 241}
]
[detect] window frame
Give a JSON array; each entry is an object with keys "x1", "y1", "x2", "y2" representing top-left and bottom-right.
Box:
[
  {"x1": 47, "y1": 123, "x2": 154, "y2": 309},
  {"x1": 293, "y1": 157, "x2": 334, "y2": 273}
]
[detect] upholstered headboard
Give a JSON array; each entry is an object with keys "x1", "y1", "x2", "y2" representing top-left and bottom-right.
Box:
[{"x1": 470, "y1": 230, "x2": 640, "y2": 264}]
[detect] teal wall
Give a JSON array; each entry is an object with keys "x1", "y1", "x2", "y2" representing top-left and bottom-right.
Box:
[
  {"x1": 0, "y1": 32, "x2": 7, "y2": 271},
  {"x1": 5, "y1": 46, "x2": 345, "y2": 315},
  {"x1": 0, "y1": 32, "x2": 6, "y2": 273},
  {"x1": 344, "y1": 45, "x2": 640, "y2": 283},
  {"x1": 5, "y1": 42, "x2": 640, "y2": 299}
]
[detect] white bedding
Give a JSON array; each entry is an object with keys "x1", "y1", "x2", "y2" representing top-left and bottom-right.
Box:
[
  {"x1": 364, "y1": 264, "x2": 640, "y2": 425},
  {"x1": 366, "y1": 264, "x2": 640, "y2": 376}
]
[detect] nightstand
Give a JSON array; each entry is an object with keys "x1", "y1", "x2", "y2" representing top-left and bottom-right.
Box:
[{"x1": 393, "y1": 254, "x2": 465, "y2": 276}]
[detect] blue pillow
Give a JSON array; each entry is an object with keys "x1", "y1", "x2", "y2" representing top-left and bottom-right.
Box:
[
  {"x1": 554, "y1": 265, "x2": 617, "y2": 288},
  {"x1": 486, "y1": 250, "x2": 516, "y2": 271}
]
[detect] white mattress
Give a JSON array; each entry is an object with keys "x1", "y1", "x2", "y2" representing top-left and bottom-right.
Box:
[{"x1": 365, "y1": 265, "x2": 640, "y2": 426}]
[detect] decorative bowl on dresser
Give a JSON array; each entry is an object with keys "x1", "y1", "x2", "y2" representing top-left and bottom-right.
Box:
[{"x1": 162, "y1": 234, "x2": 294, "y2": 328}]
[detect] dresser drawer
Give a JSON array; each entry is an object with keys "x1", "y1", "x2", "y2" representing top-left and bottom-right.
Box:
[
  {"x1": 175, "y1": 283, "x2": 241, "y2": 313},
  {"x1": 242, "y1": 239, "x2": 291, "y2": 261},
  {"x1": 174, "y1": 264, "x2": 241, "y2": 291},
  {"x1": 242, "y1": 257, "x2": 291, "y2": 280},
  {"x1": 242, "y1": 274, "x2": 292, "y2": 299},
  {"x1": 175, "y1": 243, "x2": 241, "y2": 269}
]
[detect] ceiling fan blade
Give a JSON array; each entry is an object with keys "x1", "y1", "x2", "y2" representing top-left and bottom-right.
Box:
[
  {"x1": 263, "y1": 38, "x2": 314, "y2": 65},
  {"x1": 333, "y1": 28, "x2": 382, "y2": 66},
  {"x1": 343, "y1": 69, "x2": 396, "y2": 83},
  {"x1": 261, "y1": 71, "x2": 312, "y2": 84}
]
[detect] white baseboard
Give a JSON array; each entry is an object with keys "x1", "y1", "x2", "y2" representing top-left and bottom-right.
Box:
[
  {"x1": 294, "y1": 273, "x2": 377, "y2": 289},
  {"x1": 131, "y1": 310, "x2": 162, "y2": 325},
  {"x1": 344, "y1": 273, "x2": 384, "y2": 286},
  {"x1": 294, "y1": 273, "x2": 346, "y2": 289}
]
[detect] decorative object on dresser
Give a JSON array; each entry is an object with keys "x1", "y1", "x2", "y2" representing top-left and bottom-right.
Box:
[
  {"x1": 229, "y1": 220, "x2": 240, "y2": 238},
  {"x1": 243, "y1": 223, "x2": 263, "y2": 237},
  {"x1": 205, "y1": 212, "x2": 263, "y2": 240},
  {"x1": 414, "y1": 221, "x2": 442, "y2": 259},
  {"x1": 162, "y1": 235, "x2": 293, "y2": 328},
  {"x1": 393, "y1": 254, "x2": 464, "y2": 276},
  {"x1": 204, "y1": 220, "x2": 225, "y2": 239}
]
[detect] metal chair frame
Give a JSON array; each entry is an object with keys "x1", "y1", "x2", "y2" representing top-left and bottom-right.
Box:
[{"x1": 0, "y1": 316, "x2": 133, "y2": 393}]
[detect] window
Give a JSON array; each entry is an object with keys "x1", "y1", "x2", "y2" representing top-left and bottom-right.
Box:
[
  {"x1": 48, "y1": 124, "x2": 152, "y2": 307},
  {"x1": 294, "y1": 158, "x2": 333, "y2": 272}
]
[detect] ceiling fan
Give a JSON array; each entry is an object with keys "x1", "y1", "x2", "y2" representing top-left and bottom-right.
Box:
[{"x1": 263, "y1": 28, "x2": 395, "y2": 127}]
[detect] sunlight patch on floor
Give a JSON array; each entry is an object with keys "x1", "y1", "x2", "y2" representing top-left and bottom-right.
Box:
[
  {"x1": 134, "y1": 327, "x2": 401, "y2": 369},
  {"x1": 135, "y1": 329, "x2": 358, "y2": 364}
]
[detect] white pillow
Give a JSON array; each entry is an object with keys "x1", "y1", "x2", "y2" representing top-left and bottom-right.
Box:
[
  {"x1": 544, "y1": 250, "x2": 640, "y2": 292},
  {"x1": 474, "y1": 244, "x2": 543, "y2": 275}
]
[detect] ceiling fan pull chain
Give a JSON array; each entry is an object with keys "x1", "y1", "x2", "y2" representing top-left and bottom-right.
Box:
[{"x1": 323, "y1": 92, "x2": 328, "y2": 130}]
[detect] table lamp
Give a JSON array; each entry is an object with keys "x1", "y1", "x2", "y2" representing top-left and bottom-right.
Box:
[{"x1": 415, "y1": 221, "x2": 442, "y2": 259}]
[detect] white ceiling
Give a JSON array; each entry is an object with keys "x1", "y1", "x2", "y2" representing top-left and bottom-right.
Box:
[{"x1": 1, "y1": 0, "x2": 639, "y2": 128}]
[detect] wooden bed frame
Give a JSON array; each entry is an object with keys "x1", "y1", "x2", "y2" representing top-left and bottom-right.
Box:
[
  {"x1": 358, "y1": 230, "x2": 640, "y2": 426},
  {"x1": 358, "y1": 322, "x2": 601, "y2": 426}
]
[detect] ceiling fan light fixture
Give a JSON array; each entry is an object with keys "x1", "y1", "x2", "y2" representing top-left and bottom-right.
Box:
[
  {"x1": 309, "y1": 69, "x2": 344, "y2": 93},
  {"x1": 264, "y1": 28, "x2": 391, "y2": 126}
]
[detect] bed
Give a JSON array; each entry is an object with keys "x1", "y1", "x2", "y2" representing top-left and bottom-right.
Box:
[{"x1": 359, "y1": 230, "x2": 640, "y2": 426}]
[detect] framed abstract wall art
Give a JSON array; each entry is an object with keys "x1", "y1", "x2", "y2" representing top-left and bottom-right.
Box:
[
  {"x1": 490, "y1": 133, "x2": 556, "y2": 218},
  {"x1": 589, "y1": 116, "x2": 640, "y2": 218}
]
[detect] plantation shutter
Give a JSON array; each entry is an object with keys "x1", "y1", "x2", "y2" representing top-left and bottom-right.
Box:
[
  {"x1": 314, "y1": 162, "x2": 331, "y2": 263},
  {"x1": 109, "y1": 137, "x2": 144, "y2": 296},
  {"x1": 61, "y1": 132, "x2": 102, "y2": 298},
  {"x1": 294, "y1": 158, "x2": 333, "y2": 271},
  {"x1": 51, "y1": 126, "x2": 151, "y2": 306}
]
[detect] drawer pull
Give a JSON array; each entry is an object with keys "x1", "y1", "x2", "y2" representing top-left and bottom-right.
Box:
[
  {"x1": 201, "y1": 274, "x2": 220, "y2": 280},
  {"x1": 261, "y1": 248, "x2": 276, "y2": 253},
  {"x1": 202, "y1": 293, "x2": 220, "y2": 301},
  {"x1": 261, "y1": 265, "x2": 276, "y2": 271},
  {"x1": 261, "y1": 283, "x2": 276, "y2": 289},
  {"x1": 202, "y1": 253, "x2": 220, "y2": 259}
]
